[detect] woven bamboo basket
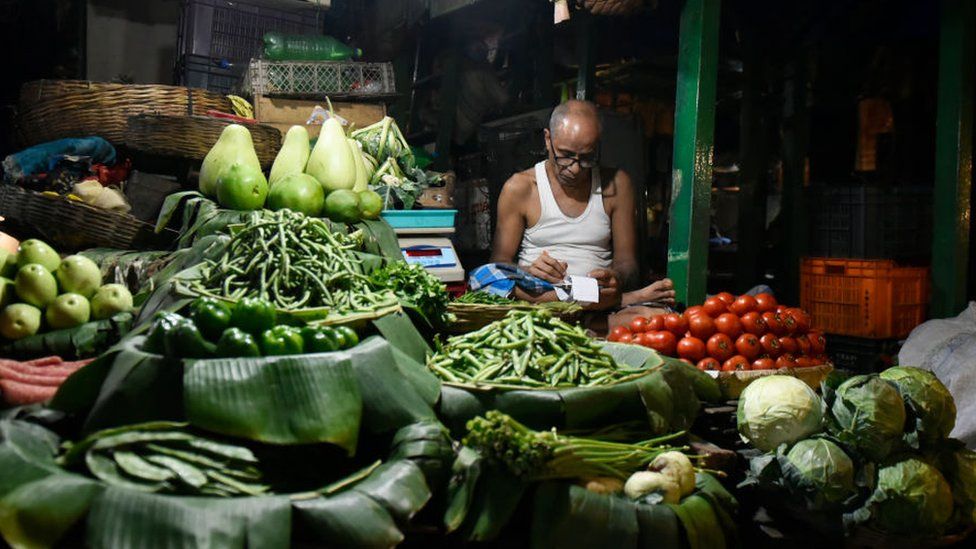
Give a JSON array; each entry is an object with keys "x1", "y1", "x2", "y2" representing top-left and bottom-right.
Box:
[
  {"x1": 124, "y1": 115, "x2": 281, "y2": 167},
  {"x1": 446, "y1": 302, "x2": 583, "y2": 334},
  {"x1": 0, "y1": 185, "x2": 178, "y2": 252},
  {"x1": 581, "y1": 0, "x2": 643, "y2": 16},
  {"x1": 15, "y1": 80, "x2": 233, "y2": 146},
  {"x1": 713, "y1": 363, "x2": 834, "y2": 399}
]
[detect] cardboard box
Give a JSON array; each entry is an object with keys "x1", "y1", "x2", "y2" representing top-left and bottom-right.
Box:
[
  {"x1": 254, "y1": 96, "x2": 386, "y2": 139},
  {"x1": 417, "y1": 171, "x2": 456, "y2": 208}
]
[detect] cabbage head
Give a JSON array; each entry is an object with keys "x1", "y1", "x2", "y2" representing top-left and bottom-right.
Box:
[
  {"x1": 880, "y1": 366, "x2": 956, "y2": 445},
  {"x1": 782, "y1": 438, "x2": 856, "y2": 506},
  {"x1": 861, "y1": 458, "x2": 954, "y2": 536},
  {"x1": 737, "y1": 375, "x2": 824, "y2": 452},
  {"x1": 828, "y1": 375, "x2": 906, "y2": 461},
  {"x1": 932, "y1": 444, "x2": 976, "y2": 527}
]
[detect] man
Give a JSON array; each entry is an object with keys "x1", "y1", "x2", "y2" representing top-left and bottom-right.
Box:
[{"x1": 491, "y1": 100, "x2": 675, "y2": 310}]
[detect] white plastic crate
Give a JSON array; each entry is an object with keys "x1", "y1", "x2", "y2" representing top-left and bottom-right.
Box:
[{"x1": 248, "y1": 59, "x2": 396, "y2": 98}]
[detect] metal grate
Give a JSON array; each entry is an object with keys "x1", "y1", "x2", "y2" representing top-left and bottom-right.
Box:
[{"x1": 248, "y1": 59, "x2": 396, "y2": 98}]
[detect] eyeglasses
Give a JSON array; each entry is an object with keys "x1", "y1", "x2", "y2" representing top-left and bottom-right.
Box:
[{"x1": 548, "y1": 134, "x2": 599, "y2": 169}]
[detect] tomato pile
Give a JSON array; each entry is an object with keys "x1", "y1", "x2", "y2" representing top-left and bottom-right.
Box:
[{"x1": 608, "y1": 292, "x2": 828, "y2": 372}]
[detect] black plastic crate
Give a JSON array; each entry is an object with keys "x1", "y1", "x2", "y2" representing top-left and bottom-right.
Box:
[
  {"x1": 826, "y1": 334, "x2": 901, "y2": 373},
  {"x1": 179, "y1": 54, "x2": 247, "y2": 94},
  {"x1": 178, "y1": 0, "x2": 324, "y2": 64},
  {"x1": 807, "y1": 185, "x2": 932, "y2": 262}
]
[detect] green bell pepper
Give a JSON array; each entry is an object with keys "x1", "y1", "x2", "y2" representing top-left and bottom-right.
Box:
[
  {"x1": 231, "y1": 297, "x2": 277, "y2": 336},
  {"x1": 333, "y1": 325, "x2": 360, "y2": 349},
  {"x1": 216, "y1": 327, "x2": 261, "y2": 358},
  {"x1": 164, "y1": 318, "x2": 217, "y2": 359},
  {"x1": 301, "y1": 326, "x2": 339, "y2": 353},
  {"x1": 260, "y1": 325, "x2": 304, "y2": 356},
  {"x1": 190, "y1": 297, "x2": 233, "y2": 340},
  {"x1": 142, "y1": 312, "x2": 185, "y2": 354}
]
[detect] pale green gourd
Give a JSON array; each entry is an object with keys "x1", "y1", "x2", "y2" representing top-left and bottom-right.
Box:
[
  {"x1": 199, "y1": 124, "x2": 264, "y2": 197},
  {"x1": 305, "y1": 117, "x2": 356, "y2": 193},
  {"x1": 269, "y1": 125, "x2": 311, "y2": 186},
  {"x1": 349, "y1": 138, "x2": 369, "y2": 192}
]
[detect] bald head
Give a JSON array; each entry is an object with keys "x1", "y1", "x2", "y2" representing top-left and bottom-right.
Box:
[{"x1": 549, "y1": 100, "x2": 601, "y2": 138}]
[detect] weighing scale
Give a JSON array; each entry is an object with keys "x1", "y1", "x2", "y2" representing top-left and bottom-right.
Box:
[{"x1": 395, "y1": 227, "x2": 466, "y2": 293}]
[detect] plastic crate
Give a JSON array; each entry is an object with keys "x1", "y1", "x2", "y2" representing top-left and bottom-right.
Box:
[
  {"x1": 381, "y1": 209, "x2": 457, "y2": 229},
  {"x1": 179, "y1": 54, "x2": 247, "y2": 94},
  {"x1": 248, "y1": 60, "x2": 395, "y2": 98},
  {"x1": 826, "y1": 334, "x2": 900, "y2": 373},
  {"x1": 178, "y1": 0, "x2": 323, "y2": 64},
  {"x1": 800, "y1": 257, "x2": 929, "y2": 339},
  {"x1": 806, "y1": 185, "x2": 932, "y2": 261}
]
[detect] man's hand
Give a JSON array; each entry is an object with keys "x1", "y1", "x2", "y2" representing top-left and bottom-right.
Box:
[
  {"x1": 585, "y1": 268, "x2": 622, "y2": 311},
  {"x1": 622, "y1": 278, "x2": 677, "y2": 306},
  {"x1": 527, "y1": 251, "x2": 568, "y2": 283}
]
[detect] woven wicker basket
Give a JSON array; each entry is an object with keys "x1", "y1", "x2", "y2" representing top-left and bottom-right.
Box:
[
  {"x1": 582, "y1": 0, "x2": 643, "y2": 16},
  {"x1": 124, "y1": 115, "x2": 281, "y2": 167},
  {"x1": 446, "y1": 302, "x2": 583, "y2": 334},
  {"x1": 15, "y1": 80, "x2": 233, "y2": 146},
  {"x1": 0, "y1": 185, "x2": 178, "y2": 252}
]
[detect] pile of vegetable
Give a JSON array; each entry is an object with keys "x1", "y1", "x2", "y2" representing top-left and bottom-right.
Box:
[
  {"x1": 0, "y1": 355, "x2": 93, "y2": 406},
  {"x1": 738, "y1": 368, "x2": 976, "y2": 539},
  {"x1": 351, "y1": 116, "x2": 439, "y2": 210},
  {"x1": 60, "y1": 422, "x2": 268, "y2": 497},
  {"x1": 453, "y1": 291, "x2": 517, "y2": 305},
  {"x1": 183, "y1": 208, "x2": 398, "y2": 317},
  {"x1": 0, "y1": 239, "x2": 133, "y2": 341},
  {"x1": 610, "y1": 291, "x2": 827, "y2": 372},
  {"x1": 369, "y1": 261, "x2": 453, "y2": 325},
  {"x1": 142, "y1": 297, "x2": 360, "y2": 359},
  {"x1": 427, "y1": 309, "x2": 645, "y2": 388}
]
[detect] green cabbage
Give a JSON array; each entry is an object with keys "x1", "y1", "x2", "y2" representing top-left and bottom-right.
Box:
[
  {"x1": 828, "y1": 375, "x2": 906, "y2": 461},
  {"x1": 737, "y1": 375, "x2": 824, "y2": 452},
  {"x1": 782, "y1": 438, "x2": 856, "y2": 506},
  {"x1": 880, "y1": 366, "x2": 956, "y2": 445},
  {"x1": 859, "y1": 458, "x2": 954, "y2": 537},
  {"x1": 931, "y1": 443, "x2": 976, "y2": 528}
]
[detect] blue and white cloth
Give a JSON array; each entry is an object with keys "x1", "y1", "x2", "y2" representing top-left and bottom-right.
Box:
[{"x1": 468, "y1": 263, "x2": 554, "y2": 298}]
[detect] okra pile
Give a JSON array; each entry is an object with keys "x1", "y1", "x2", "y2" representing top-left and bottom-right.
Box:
[
  {"x1": 190, "y1": 209, "x2": 397, "y2": 315},
  {"x1": 61, "y1": 422, "x2": 267, "y2": 497},
  {"x1": 427, "y1": 309, "x2": 644, "y2": 388}
]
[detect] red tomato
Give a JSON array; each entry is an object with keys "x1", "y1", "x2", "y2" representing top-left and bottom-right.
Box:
[
  {"x1": 647, "y1": 331, "x2": 677, "y2": 356},
  {"x1": 706, "y1": 333, "x2": 735, "y2": 362},
  {"x1": 618, "y1": 333, "x2": 634, "y2": 344},
  {"x1": 716, "y1": 292, "x2": 736, "y2": 305},
  {"x1": 697, "y1": 357, "x2": 720, "y2": 371},
  {"x1": 796, "y1": 357, "x2": 816, "y2": 368},
  {"x1": 754, "y1": 293, "x2": 778, "y2": 313},
  {"x1": 776, "y1": 353, "x2": 798, "y2": 369},
  {"x1": 688, "y1": 314, "x2": 716, "y2": 340},
  {"x1": 780, "y1": 313, "x2": 797, "y2": 335},
  {"x1": 730, "y1": 295, "x2": 758, "y2": 315},
  {"x1": 735, "y1": 334, "x2": 762, "y2": 360},
  {"x1": 779, "y1": 336, "x2": 798, "y2": 354},
  {"x1": 683, "y1": 306, "x2": 704, "y2": 319},
  {"x1": 776, "y1": 305, "x2": 789, "y2": 314},
  {"x1": 722, "y1": 355, "x2": 750, "y2": 372},
  {"x1": 752, "y1": 357, "x2": 776, "y2": 371},
  {"x1": 702, "y1": 297, "x2": 728, "y2": 317},
  {"x1": 647, "y1": 315, "x2": 665, "y2": 332},
  {"x1": 608, "y1": 326, "x2": 631, "y2": 342},
  {"x1": 740, "y1": 312, "x2": 768, "y2": 336},
  {"x1": 808, "y1": 331, "x2": 827, "y2": 354},
  {"x1": 677, "y1": 336, "x2": 706, "y2": 362},
  {"x1": 629, "y1": 317, "x2": 650, "y2": 334},
  {"x1": 759, "y1": 333, "x2": 782, "y2": 357},
  {"x1": 714, "y1": 313, "x2": 743, "y2": 339},
  {"x1": 811, "y1": 355, "x2": 827, "y2": 366},
  {"x1": 787, "y1": 308, "x2": 812, "y2": 333},
  {"x1": 679, "y1": 358, "x2": 695, "y2": 366},
  {"x1": 762, "y1": 311, "x2": 785, "y2": 336},
  {"x1": 633, "y1": 332, "x2": 653, "y2": 348},
  {"x1": 663, "y1": 313, "x2": 689, "y2": 337},
  {"x1": 796, "y1": 335, "x2": 812, "y2": 356}
]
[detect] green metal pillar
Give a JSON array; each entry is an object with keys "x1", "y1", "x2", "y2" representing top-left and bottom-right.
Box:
[
  {"x1": 735, "y1": 26, "x2": 767, "y2": 293},
  {"x1": 932, "y1": 0, "x2": 974, "y2": 318},
  {"x1": 667, "y1": 0, "x2": 721, "y2": 306},
  {"x1": 575, "y1": 12, "x2": 597, "y2": 101}
]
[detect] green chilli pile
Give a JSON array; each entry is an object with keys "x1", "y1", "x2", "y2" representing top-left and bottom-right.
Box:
[
  {"x1": 188, "y1": 209, "x2": 397, "y2": 315},
  {"x1": 60, "y1": 422, "x2": 267, "y2": 497},
  {"x1": 427, "y1": 309, "x2": 644, "y2": 388}
]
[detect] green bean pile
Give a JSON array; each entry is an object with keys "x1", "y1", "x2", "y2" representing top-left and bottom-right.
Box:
[
  {"x1": 454, "y1": 291, "x2": 517, "y2": 305},
  {"x1": 192, "y1": 209, "x2": 397, "y2": 315},
  {"x1": 427, "y1": 309, "x2": 644, "y2": 388}
]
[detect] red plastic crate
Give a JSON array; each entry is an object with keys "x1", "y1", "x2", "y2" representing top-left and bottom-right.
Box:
[{"x1": 800, "y1": 258, "x2": 929, "y2": 339}]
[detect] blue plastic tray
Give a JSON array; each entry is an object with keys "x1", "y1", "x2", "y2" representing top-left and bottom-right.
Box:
[{"x1": 381, "y1": 209, "x2": 457, "y2": 229}]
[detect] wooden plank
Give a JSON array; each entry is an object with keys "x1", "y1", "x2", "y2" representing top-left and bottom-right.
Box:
[{"x1": 254, "y1": 96, "x2": 386, "y2": 138}]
